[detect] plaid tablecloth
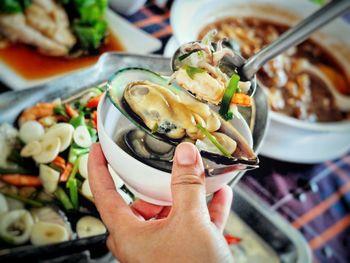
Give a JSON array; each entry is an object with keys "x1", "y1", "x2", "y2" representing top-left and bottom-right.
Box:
[
  {"x1": 125, "y1": 1, "x2": 350, "y2": 263},
  {"x1": 0, "y1": 1, "x2": 349, "y2": 262}
]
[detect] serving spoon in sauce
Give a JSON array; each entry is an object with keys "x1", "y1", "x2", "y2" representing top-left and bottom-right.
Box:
[{"x1": 172, "y1": 0, "x2": 350, "y2": 111}]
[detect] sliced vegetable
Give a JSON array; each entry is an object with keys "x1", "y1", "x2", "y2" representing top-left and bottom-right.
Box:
[
  {"x1": 65, "y1": 104, "x2": 78, "y2": 118},
  {"x1": 30, "y1": 222, "x2": 69, "y2": 246},
  {"x1": 231, "y1": 93, "x2": 252, "y2": 107},
  {"x1": 20, "y1": 140, "x2": 42, "y2": 157},
  {"x1": 196, "y1": 123, "x2": 231, "y2": 157},
  {"x1": 68, "y1": 146, "x2": 89, "y2": 164},
  {"x1": 91, "y1": 111, "x2": 98, "y2": 129},
  {"x1": 183, "y1": 65, "x2": 206, "y2": 79},
  {"x1": 73, "y1": 126, "x2": 92, "y2": 148},
  {"x1": 66, "y1": 158, "x2": 80, "y2": 209},
  {"x1": 2, "y1": 192, "x2": 43, "y2": 207},
  {"x1": 60, "y1": 163, "x2": 73, "y2": 182},
  {"x1": 76, "y1": 216, "x2": 106, "y2": 238},
  {"x1": 86, "y1": 94, "x2": 102, "y2": 108},
  {"x1": 53, "y1": 104, "x2": 68, "y2": 118},
  {"x1": 219, "y1": 74, "x2": 240, "y2": 120},
  {"x1": 6, "y1": 196, "x2": 24, "y2": 210},
  {"x1": 81, "y1": 179, "x2": 93, "y2": 201},
  {"x1": 39, "y1": 164, "x2": 60, "y2": 194},
  {"x1": 67, "y1": 178, "x2": 78, "y2": 210},
  {"x1": 0, "y1": 174, "x2": 41, "y2": 187},
  {"x1": 69, "y1": 112, "x2": 85, "y2": 128},
  {"x1": 51, "y1": 156, "x2": 66, "y2": 172},
  {"x1": 45, "y1": 123, "x2": 74, "y2": 152},
  {"x1": 224, "y1": 234, "x2": 241, "y2": 245},
  {"x1": 19, "y1": 121, "x2": 45, "y2": 144},
  {"x1": 0, "y1": 193, "x2": 8, "y2": 213},
  {"x1": 54, "y1": 187, "x2": 73, "y2": 210},
  {"x1": 0, "y1": 209, "x2": 34, "y2": 245},
  {"x1": 33, "y1": 137, "x2": 61, "y2": 164},
  {"x1": 78, "y1": 153, "x2": 89, "y2": 179}
]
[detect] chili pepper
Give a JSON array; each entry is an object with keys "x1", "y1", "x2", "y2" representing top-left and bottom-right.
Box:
[
  {"x1": 86, "y1": 94, "x2": 102, "y2": 109},
  {"x1": 224, "y1": 234, "x2": 241, "y2": 245}
]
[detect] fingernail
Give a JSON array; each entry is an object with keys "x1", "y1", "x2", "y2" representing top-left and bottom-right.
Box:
[{"x1": 175, "y1": 143, "x2": 197, "y2": 166}]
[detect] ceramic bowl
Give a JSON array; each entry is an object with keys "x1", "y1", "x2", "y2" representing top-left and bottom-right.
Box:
[
  {"x1": 97, "y1": 92, "x2": 254, "y2": 205},
  {"x1": 170, "y1": 0, "x2": 350, "y2": 163}
]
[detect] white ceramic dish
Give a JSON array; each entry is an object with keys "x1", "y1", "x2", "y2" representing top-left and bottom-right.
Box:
[
  {"x1": 97, "y1": 92, "x2": 254, "y2": 205},
  {"x1": 170, "y1": 0, "x2": 350, "y2": 163},
  {"x1": 0, "y1": 9, "x2": 161, "y2": 90}
]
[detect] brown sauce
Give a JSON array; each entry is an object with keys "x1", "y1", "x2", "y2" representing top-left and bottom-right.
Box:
[
  {"x1": 0, "y1": 32, "x2": 124, "y2": 80},
  {"x1": 199, "y1": 17, "x2": 350, "y2": 122}
]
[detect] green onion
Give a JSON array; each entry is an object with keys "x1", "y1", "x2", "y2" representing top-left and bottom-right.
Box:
[
  {"x1": 68, "y1": 146, "x2": 89, "y2": 164},
  {"x1": 66, "y1": 157, "x2": 80, "y2": 209},
  {"x1": 184, "y1": 65, "x2": 205, "y2": 79},
  {"x1": 69, "y1": 112, "x2": 85, "y2": 128},
  {"x1": 219, "y1": 74, "x2": 240, "y2": 120},
  {"x1": 1, "y1": 191, "x2": 44, "y2": 208},
  {"x1": 55, "y1": 187, "x2": 73, "y2": 210},
  {"x1": 53, "y1": 104, "x2": 68, "y2": 118},
  {"x1": 196, "y1": 123, "x2": 231, "y2": 157}
]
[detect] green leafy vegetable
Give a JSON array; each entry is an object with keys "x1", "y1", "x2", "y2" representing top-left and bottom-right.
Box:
[
  {"x1": 196, "y1": 123, "x2": 231, "y2": 157},
  {"x1": 0, "y1": 0, "x2": 31, "y2": 14},
  {"x1": 73, "y1": 20, "x2": 107, "y2": 50},
  {"x1": 219, "y1": 74, "x2": 240, "y2": 120},
  {"x1": 184, "y1": 65, "x2": 206, "y2": 79}
]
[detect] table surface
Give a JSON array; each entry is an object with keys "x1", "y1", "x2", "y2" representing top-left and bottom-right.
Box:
[{"x1": 1, "y1": 1, "x2": 349, "y2": 262}]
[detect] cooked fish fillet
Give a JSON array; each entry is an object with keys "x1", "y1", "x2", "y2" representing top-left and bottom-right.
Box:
[
  {"x1": 0, "y1": 0, "x2": 76, "y2": 57},
  {"x1": 0, "y1": 13, "x2": 67, "y2": 56}
]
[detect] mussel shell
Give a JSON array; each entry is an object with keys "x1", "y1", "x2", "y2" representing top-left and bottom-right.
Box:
[{"x1": 107, "y1": 67, "x2": 258, "y2": 167}]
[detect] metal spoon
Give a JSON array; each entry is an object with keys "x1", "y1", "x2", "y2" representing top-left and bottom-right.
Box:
[{"x1": 171, "y1": 0, "x2": 350, "y2": 109}]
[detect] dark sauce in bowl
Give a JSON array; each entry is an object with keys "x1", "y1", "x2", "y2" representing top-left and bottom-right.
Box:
[{"x1": 199, "y1": 17, "x2": 350, "y2": 122}]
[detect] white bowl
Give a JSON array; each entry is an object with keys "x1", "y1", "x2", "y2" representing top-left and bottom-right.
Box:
[
  {"x1": 97, "y1": 92, "x2": 254, "y2": 205},
  {"x1": 171, "y1": 0, "x2": 350, "y2": 163}
]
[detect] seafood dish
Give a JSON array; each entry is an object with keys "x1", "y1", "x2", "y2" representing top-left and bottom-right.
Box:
[
  {"x1": 107, "y1": 34, "x2": 258, "y2": 167},
  {"x1": 199, "y1": 17, "x2": 350, "y2": 122},
  {"x1": 0, "y1": 0, "x2": 124, "y2": 81},
  {"x1": 0, "y1": 86, "x2": 133, "y2": 251}
]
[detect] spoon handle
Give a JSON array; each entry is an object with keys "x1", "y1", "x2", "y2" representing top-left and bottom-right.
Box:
[{"x1": 241, "y1": 0, "x2": 350, "y2": 80}]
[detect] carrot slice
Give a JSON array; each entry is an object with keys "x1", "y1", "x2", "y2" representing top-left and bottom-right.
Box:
[
  {"x1": 52, "y1": 156, "x2": 66, "y2": 171},
  {"x1": 60, "y1": 163, "x2": 73, "y2": 182},
  {"x1": 0, "y1": 174, "x2": 42, "y2": 187},
  {"x1": 65, "y1": 104, "x2": 78, "y2": 118},
  {"x1": 231, "y1": 93, "x2": 252, "y2": 107},
  {"x1": 86, "y1": 94, "x2": 102, "y2": 109},
  {"x1": 92, "y1": 111, "x2": 98, "y2": 129}
]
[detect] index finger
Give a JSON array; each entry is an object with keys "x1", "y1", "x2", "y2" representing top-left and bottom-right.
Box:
[{"x1": 88, "y1": 143, "x2": 136, "y2": 230}]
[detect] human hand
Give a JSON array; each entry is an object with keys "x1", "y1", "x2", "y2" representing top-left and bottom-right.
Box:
[{"x1": 88, "y1": 142, "x2": 233, "y2": 263}]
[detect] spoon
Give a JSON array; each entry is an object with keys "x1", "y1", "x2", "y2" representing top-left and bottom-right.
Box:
[{"x1": 171, "y1": 0, "x2": 350, "y2": 110}]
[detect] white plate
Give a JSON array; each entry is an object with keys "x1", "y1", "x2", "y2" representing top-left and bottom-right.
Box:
[
  {"x1": 0, "y1": 9, "x2": 161, "y2": 90},
  {"x1": 169, "y1": 1, "x2": 350, "y2": 163}
]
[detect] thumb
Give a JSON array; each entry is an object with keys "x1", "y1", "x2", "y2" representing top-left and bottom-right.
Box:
[{"x1": 171, "y1": 142, "x2": 207, "y2": 215}]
